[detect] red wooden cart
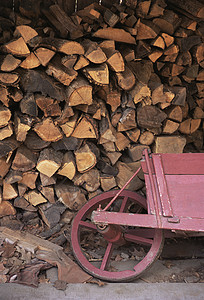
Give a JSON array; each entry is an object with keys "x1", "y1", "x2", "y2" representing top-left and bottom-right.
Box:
[{"x1": 71, "y1": 149, "x2": 204, "y2": 282}]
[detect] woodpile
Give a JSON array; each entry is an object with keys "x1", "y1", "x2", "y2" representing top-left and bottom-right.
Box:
[{"x1": 0, "y1": 0, "x2": 203, "y2": 241}]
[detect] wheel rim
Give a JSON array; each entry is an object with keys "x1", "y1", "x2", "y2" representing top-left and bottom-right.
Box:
[{"x1": 71, "y1": 190, "x2": 164, "y2": 282}]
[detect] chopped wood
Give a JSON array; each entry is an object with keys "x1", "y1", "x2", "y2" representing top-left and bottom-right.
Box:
[
  {"x1": 74, "y1": 143, "x2": 98, "y2": 173},
  {"x1": 100, "y1": 175, "x2": 116, "y2": 191},
  {"x1": 0, "y1": 123, "x2": 13, "y2": 140},
  {"x1": 115, "y1": 66, "x2": 135, "y2": 90},
  {"x1": 126, "y1": 128, "x2": 141, "y2": 143},
  {"x1": 153, "y1": 136, "x2": 186, "y2": 153},
  {"x1": 0, "y1": 201, "x2": 16, "y2": 217},
  {"x1": 36, "y1": 148, "x2": 63, "y2": 178},
  {"x1": 24, "y1": 131, "x2": 50, "y2": 151},
  {"x1": 167, "y1": 106, "x2": 183, "y2": 122},
  {"x1": 12, "y1": 145, "x2": 37, "y2": 172},
  {"x1": 93, "y1": 28, "x2": 136, "y2": 44},
  {"x1": 139, "y1": 131, "x2": 155, "y2": 145},
  {"x1": 60, "y1": 114, "x2": 78, "y2": 138},
  {"x1": 83, "y1": 40, "x2": 107, "y2": 64},
  {"x1": 35, "y1": 95, "x2": 61, "y2": 118},
  {"x1": 20, "y1": 52, "x2": 40, "y2": 69},
  {"x1": 118, "y1": 108, "x2": 136, "y2": 131},
  {"x1": 0, "y1": 54, "x2": 21, "y2": 72},
  {"x1": 57, "y1": 151, "x2": 76, "y2": 180},
  {"x1": 0, "y1": 157, "x2": 11, "y2": 179},
  {"x1": 74, "y1": 55, "x2": 89, "y2": 70},
  {"x1": 103, "y1": 48, "x2": 125, "y2": 72},
  {"x1": 2, "y1": 37, "x2": 30, "y2": 57},
  {"x1": 137, "y1": 105, "x2": 167, "y2": 129},
  {"x1": 0, "y1": 137, "x2": 19, "y2": 159},
  {"x1": 40, "y1": 173, "x2": 56, "y2": 187},
  {"x1": 179, "y1": 118, "x2": 201, "y2": 135},
  {"x1": 34, "y1": 118, "x2": 63, "y2": 142},
  {"x1": 24, "y1": 190, "x2": 47, "y2": 206},
  {"x1": 73, "y1": 168, "x2": 100, "y2": 192},
  {"x1": 14, "y1": 25, "x2": 38, "y2": 43},
  {"x1": 66, "y1": 77, "x2": 92, "y2": 106},
  {"x1": 19, "y1": 171, "x2": 38, "y2": 189},
  {"x1": 84, "y1": 63, "x2": 109, "y2": 85},
  {"x1": 115, "y1": 132, "x2": 130, "y2": 151},
  {"x1": 0, "y1": 72, "x2": 19, "y2": 85},
  {"x1": 55, "y1": 183, "x2": 86, "y2": 211},
  {"x1": 129, "y1": 82, "x2": 151, "y2": 104},
  {"x1": 34, "y1": 47, "x2": 55, "y2": 66},
  {"x1": 72, "y1": 115, "x2": 98, "y2": 139},
  {"x1": 38, "y1": 186, "x2": 55, "y2": 204},
  {"x1": 163, "y1": 119, "x2": 180, "y2": 134},
  {"x1": 61, "y1": 55, "x2": 77, "y2": 69},
  {"x1": 20, "y1": 93, "x2": 38, "y2": 117},
  {"x1": 3, "y1": 181, "x2": 18, "y2": 200},
  {"x1": 168, "y1": 0, "x2": 204, "y2": 19},
  {"x1": 153, "y1": 10, "x2": 181, "y2": 35},
  {"x1": 0, "y1": 86, "x2": 9, "y2": 107},
  {"x1": 136, "y1": 20, "x2": 159, "y2": 40}
]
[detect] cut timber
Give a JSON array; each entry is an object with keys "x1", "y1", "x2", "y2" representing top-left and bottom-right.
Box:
[
  {"x1": 103, "y1": 48, "x2": 125, "y2": 72},
  {"x1": 116, "y1": 161, "x2": 144, "y2": 191},
  {"x1": 20, "y1": 93, "x2": 38, "y2": 117},
  {"x1": 163, "y1": 119, "x2": 179, "y2": 134},
  {"x1": 105, "y1": 151, "x2": 122, "y2": 165},
  {"x1": 19, "y1": 171, "x2": 38, "y2": 189},
  {"x1": 12, "y1": 145, "x2": 37, "y2": 172},
  {"x1": 148, "y1": 51, "x2": 163, "y2": 63},
  {"x1": 137, "y1": 106, "x2": 167, "y2": 129},
  {"x1": 39, "y1": 186, "x2": 55, "y2": 204},
  {"x1": 3, "y1": 182, "x2": 18, "y2": 200},
  {"x1": 40, "y1": 173, "x2": 56, "y2": 187},
  {"x1": 55, "y1": 183, "x2": 86, "y2": 211},
  {"x1": 118, "y1": 108, "x2": 136, "y2": 131},
  {"x1": 73, "y1": 168, "x2": 100, "y2": 192},
  {"x1": 25, "y1": 131, "x2": 50, "y2": 151},
  {"x1": 0, "y1": 201, "x2": 16, "y2": 217},
  {"x1": 136, "y1": 0, "x2": 151, "y2": 17},
  {"x1": 37, "y1": 148, "x2": 63, "y2": 178},
  {"x1": 24, "y1": 190, "x2": 47, "y2": 206},
  {"x1": 116, "y1": 66, "x2": 135, "y2": 90},
  {"x1": 61, "y1": 55, "x2": 77, "y2": 69},
  {"x1": 153, "y1": 10, "x2": 181, "y2": 35},
  {"x1": 115, "y1": 132, "x2": 130, "y2": 151},
  {"x1": 136, "y1": 20, "x2": 159, "y2": 40},
  {"x1": 56, "y1": 103, "x2": 74, "y2": 125},
  {"x1": 106, "y1": 90, "x2": 121, "y2": 112},
  {"x1": 168, "y1": 0, "x2": 204, "y2": 19},
  {"x1": 139, "y1": 131, "x2": 155, "y2": 145},
  {"x1": 60, "y1": 114, "x2": 78, "y2": 138},
  {"x1": 14, "y1": 25, "x2": 38, "y2": 43},
  {"x1": 34, "y1": 118, "x2": 63, "y2": 142},
  {"x1": 128, "y1": 144, "x2": 150, "y2": 161},
  {"x1": 129, "y1": 82, "x2": 151, "y2": 104},
  {"x1": 195, "y1": 44, "x2": 204, "y2": 68},
  {"x1": 0, "y1": 105, "x2": 11, "y2": 128},
  {"x1": 20, "y1": 52, "x2": 40, "y2": 69},
  {"x1": 34, "y1": 47, "x2": 55, "y2": 67},
  {"x1": 179, "y1": 118, "x2": 201, "y2": 135},
  {"x1": 0, "y1": 73, "x2": 19, "y2": 85},
  {"x1": 0, "y1": 137, "x2": 19, "y2": 159},
  {"x1": 151, "y1": 36, "x2": 165, "y2": 49},
  {"x1": 167, "y1": 106, "x2": 183, "y2": 122},
  {"x1": 20, "y1": 70, "x2": 65, "y2": 101},
  {"x1": 72, "y1": 115, "x2": 98, "y2": 139},
  {"x1": 0, "y1": 54, "x2": 21, "y2": 72},
  {"x1": 41, "y1": 38, "x2": 85, "y2": 55},
  {"x1": 66, "y1": 77, "x2": 92, "y2": 106},
  {"x1": 83, "y1": 40, "x2": 107, "y2": 64},
  {"x1": 93, "y1": 28, "x2": 136, "y2": 44},
  {"x1": 126, "y1": 128, "x2": 141, "y2": 143},
  {"x1": 0, "y1": 123, "x2": 13, "y2": 140},
  {"x1": 74, "y1": 55, "x2": 89, "y2": 70},
  {"x1": 3, "y1": 37, "x2": 30, "y2": 57},
  {"x1": 99, "y1": 116, "x2": 116, "y2": 143},
  {"x1": 0, "y1": 157, "x2": 11, "y2": 179},
  {"x1": 100, "y1": 175, "x2": 116, "y2": 191},
  {"x1": 128, "y1": 61, "x2": 152, "y2": 85},
  {"x1": 57, "y1": 151, "x2": 76, "y2": 180},
  {"x1": 104, "y1": 8, "x2": 119, "y2": 27},
  {"x1": 75, "y1": 143, "x2": 98, "y2": 173},
  {"x1": 84, "y1": 63, "x2": 109, "y2": 85},
  {"x1": 161, "y1": 33, "x2": 174, "y2": 48},
  {"x1": 46, "y1": 56, "x2": 78, "y2": 86},
  {"x1": 154, "y1": 136, "x2": 186, "y2": 153},
  {"x1": 35, "y1": 95, "x2": 61, "y2": 117},
  {"x1": 0, "y1": 86, "x2": 9, "y2": 107}
]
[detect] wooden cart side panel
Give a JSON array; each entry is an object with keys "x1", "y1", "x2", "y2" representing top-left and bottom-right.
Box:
[{"x1": 141, "y1": 153, "x2": 204, "y2": 175}]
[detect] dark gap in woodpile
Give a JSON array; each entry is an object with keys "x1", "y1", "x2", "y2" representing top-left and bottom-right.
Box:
[{"x1": 0, "y1": 0, "x2": 203, "y2": 263}]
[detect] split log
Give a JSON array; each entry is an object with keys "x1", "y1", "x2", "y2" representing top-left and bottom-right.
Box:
[
  {"x1": 74, "y1": 55, "x2": 89, "y2": 70},
  {"x1": 153, "y1": 136, "x2": 186, "y2": 153},
  {"x1": 20, "y1": 93, "x2": 38, "y2": 117},
  {"x1": 0, "y1": 54, "x2": 21, "y2": 72},
  {"x1": 57, "y1": 151, "x2": 76, "y2": 180},
  {"x1": 72, "y1": 115, "x2": 98, "y2": 139},
  {"x1": 0, "y1": 157, "x2": 11, "y2": 179},
  {"x1": 117, "y1": 108, "x2": 136, "y2": 131},
  {"x1": 25, "y1": 131, "x2": 50, "y2": 151},
  {"x1": 74, "y1": 142, "x2": 99, "y2": 173},
  {"x1": 35, "y1": 95, "x2": 61, "y2": 118},
  {"x1": 0, "y1": 137, "x2": 19, "y2": 159},
  {"x1": 55, "y1": 183, "x2": 86, "y2": 211},
  {"x1": 39, "y1": 38, "x2": 84, "y2": 55},
  {"x1": 100, "y1": 175, "x2": 116, "y2": 191},
  {"x1": 19, "y1": 171, "x2": 38, "y2": 189},
  {"x1": 179, "y1": 118, "x2": 201, "y2": 135},
  {"x1": 168, "y1": 0, "x2": 204, "y2": 19},
  {"x1": 3, "y1": 181, "x2": 18, "y2": 200},
  {"x1": 83, "y1": 40, "x2": 107, "y2": 64},
  {"x1": 93, "y1": 28, "x2": 136, "y2": 44},
  {"x1": 34, "y1": 118, "x2": 63, "y2": 142},
  {"x1": 2, "y1": 37, "x2": 30, "y2": 57},
  {"x1": 115, "y1": 66, "x2": 135, "y2": 90},
  {"x1": 38, "y1": 186, "x2": 55, "y2": 204},
  {"x1": 66, "y1": 77, "x2": 92, "y2": 106},
  {"x1": 115, "y1": 132, "x2": 130, "y2": 151},
  {"x1": 0, "y1": 86, "x2": 9, "y2": 107},
  {"x1": 0, "y1": 123, "x2": 13, "y2": 140},
  {"x1": 137, "y1": 105, "x2": 167, "y2": 129},
  {"x1": 163, "y1": 119, "x2": 180, "y2": 134},
  {"x1": 129, "y1": 82, "x2": 151, "y2": 104},
  {"x1": 73, "y1": 168, "x2": 100, "y2": 192},
  {"x1": 126, "y1": 128, "x2": 141, "y2": 143},
  {"x1": 136, "y1": 20, "x2": 159, "y2": 40},
  {"x1": 139, "y1": 131, "x2": 155, "y2": 145},
  {"x1": 34, "y1": 47, "x2": 55, "y2": 67},
  {"x1": 20, "y1": 52, "x2": 41, "y2": 69},
  {"x1": 128, "y1": 144, "x2": 150, "y2": 161},
  {"x1": 103, "y1": 48, "x2": 125, "y2": 72},
  {"x1": 0, "y1": 201, "x2": 16, "y2": 217},
  {"x1": 0, "y1": 72, "x2": 19, "y2": 85},
  {"x1": 60, "y1": 114, "x2": 78, "y2": 138},
  {"x1": 24, "y1": 190, "x2": 47, "y2": 206},
  {"x1": 106, "y1": 90, "x2": 121, "y2": 112},
  {"x1": 14, "y1": 25, "x2": 38, "y2": 43},
  {"x1": 40, "y1": 173, "x2": 56, "y2": 187},
  {"x1": 153, "y1": 10, "x2": 181, "y2": 35},
  {"x1": 84, "y1": 63, "x2": 109, "y2": 85},
  {"x1": 12, "y1": 145, "x2": 37, "y2": 172},
  {"x1": 36, "y1": 148, "x2": 63, "y2": 178}
]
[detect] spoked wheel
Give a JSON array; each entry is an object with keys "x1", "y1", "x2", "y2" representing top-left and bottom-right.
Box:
[{"x1": 71, "y1": 190, "x2": 164, "y2": 282}]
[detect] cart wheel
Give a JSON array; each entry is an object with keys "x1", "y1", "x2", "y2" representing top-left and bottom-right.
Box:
[{"x1": 71, "y1": 190, "x2": 164, "y2": 282}]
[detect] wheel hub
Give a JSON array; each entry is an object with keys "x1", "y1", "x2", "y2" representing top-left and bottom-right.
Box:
[{"x1": 96, "y1": 224, "x2": 125, "y2": 245}]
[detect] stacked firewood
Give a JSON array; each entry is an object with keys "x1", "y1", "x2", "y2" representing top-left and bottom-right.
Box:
[{"x1": 0, "y1": 0, "x2": 203, "y2": 238}]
